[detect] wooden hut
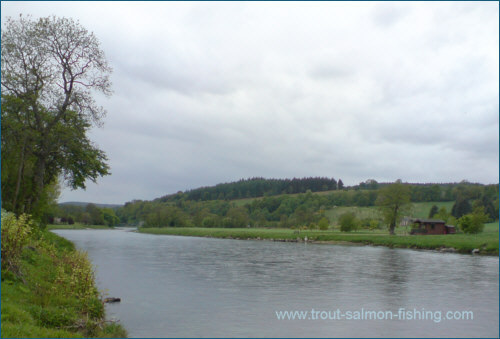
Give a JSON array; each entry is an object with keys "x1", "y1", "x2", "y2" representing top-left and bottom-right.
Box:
[{"x1": 410, "y1": 219, "x2": 456, "y2": 235}]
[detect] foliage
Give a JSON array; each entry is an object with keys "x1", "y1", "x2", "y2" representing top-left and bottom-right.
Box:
[
  {"x1": 376, "y1": 180, "x2": 411, "y2": 234},
  {"x1": 339, "y1": 212, "x2": 358, "y2": 232},
  {"x1": 160, "y1": 177, "x2": 340, "y2": 202},
  {"x1": 458, "y1": 207, "x2": 489, "y2": 234},
  {"x1": 1, "y1": 215, "x2": 127, "y2": 338},
  {"x1": 1, "y1": 209, "x2": 34, "y2": 273},
  {"x1": 452, "y1": 197, "x2": 472, "y2": 219},
  {"x1": 1, "y1": 15, "x2": 111, "y2": 220},
  {"x1": 428, "y1": 205, "x2": 439, "y2": 218},
  {"x1": 318, "y1": 217, "x2": 330, "y2": 230},
  {"x1": 116, "y1": 181, "x2": 498, "y2": 230},
  {"x1": 53, "y1": 203, "x2": 119, "y2": 227}
]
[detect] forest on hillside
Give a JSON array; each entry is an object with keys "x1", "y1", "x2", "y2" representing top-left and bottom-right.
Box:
[
  {"x1": 64, "y1": 179, "x2": 496, "y2": 230},
  {"x1": 158, "y1": 177, "x2": 343, "y2": 202}
]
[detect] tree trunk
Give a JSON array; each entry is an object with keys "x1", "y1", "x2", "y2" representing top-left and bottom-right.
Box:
[
  {"x1": 389, "y1": 222, "x2": 396, "y2": 235},
  {"x1": 27, "y1": 155, "x2": 46, "y2": 214},
  {"x1": 390, "y1": 205, "x2": 399, "y2": 235},
  {"x1": 12, "y1": 139, "x2": 27, "y2": 213}
]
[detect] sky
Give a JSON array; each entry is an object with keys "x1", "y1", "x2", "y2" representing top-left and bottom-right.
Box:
[{"x1": 2, "y1": 1, "x2": 499, "y2": 205}]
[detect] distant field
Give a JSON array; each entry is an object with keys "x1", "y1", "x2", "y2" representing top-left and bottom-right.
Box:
[
  {"x1": 47, "y1": 224, "x2": 112, "y2": 230},
  {"x1": 410, "y1": 201, "x2": 455, "y2": 218},
  {"x1": 324, "y1": 201, "x2": 455, "y2": 223},
  {"x1": 233, "y1": 194, "x2": 456, "y2": 221}
]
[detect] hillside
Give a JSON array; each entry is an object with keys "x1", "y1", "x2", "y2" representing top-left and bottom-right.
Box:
[
  {"x1": 157, "y1": 177, "x2": 343, "y2": 202},
  {"x1": 117, "y1": 179, "x2": 498, "y2": 229},
  {"x1": 59, "y1": 201, "x2": 123, "y2": 209}
]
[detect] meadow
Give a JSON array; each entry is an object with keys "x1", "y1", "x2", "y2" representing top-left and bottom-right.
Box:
[{"x1": 139, "y1": 220, "x2": 499, "y2": 255}]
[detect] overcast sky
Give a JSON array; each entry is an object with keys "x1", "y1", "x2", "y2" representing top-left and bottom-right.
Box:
[{"x1": 2, "y1": 1, "x2": 499, "y2": 204}]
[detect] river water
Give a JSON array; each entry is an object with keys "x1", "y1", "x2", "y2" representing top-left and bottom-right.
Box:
[{"x1": 53, "y1": 229, "x2": 499, "y2": 338}]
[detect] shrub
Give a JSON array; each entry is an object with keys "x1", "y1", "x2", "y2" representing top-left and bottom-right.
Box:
[
  {"x1": 339, "y1": 212, "x2": 358, "y2": 232},
  {"x1": 308, "y1": 223, "x2": 317, "y2": 230},
  {"x1": 458, "y1": 207, "x2": 488, "y2": 234},
  {"x1": 318, "y1": 217, "x2": 330, "y2": 230},
  {"x1": 1, "y1": 210, "x2": 33, "y2": 273}
]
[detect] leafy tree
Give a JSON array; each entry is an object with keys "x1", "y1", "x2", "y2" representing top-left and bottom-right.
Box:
[
  {"x1": 428, "y1": 205, "x2": 439, "y2": 218},
  {"x1": 376, "y1": 180, "x2": 411, "y2": 235},
  {"x1": 458, "y1": 207, "x2": 488, "y2": 234},
  {"x1": 226, "y1": 206, "x2": 249, "y2": 228},
  {"x1": 318, "y1": 217, "x2": 330, "y2": 230},
  {"x1": 451, "y1": 196, "x2": 472, "y2": 219},
  {"x1": 101, "y1": 208, "x2": 119, "y2": 226},
  {"x1": 1, "y1": 15, "x2": 111, "y2": 219},
  {"x1": 86, "y1": 203, "x2": 104, "y2": 225},
  {"x1": 339, "y1": 212, "x2": 358, "y2": 232},
  {"x1": 473, "y1": 195, "x2": 497, "y2": 222}
]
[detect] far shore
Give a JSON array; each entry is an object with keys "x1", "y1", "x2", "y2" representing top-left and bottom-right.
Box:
[{"x1": 137, "y1": 226, "x2": 499, "y2": 256}]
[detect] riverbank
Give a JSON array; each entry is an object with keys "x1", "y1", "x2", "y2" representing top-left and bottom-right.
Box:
[
  {"x1": 138, "y1": 225, "x2": 499, "y2": 255},
  {"x1": 1, "y1": 213, "x2": 127, "y2": 338},
  {"x1": 47, "y1": 224, "x2": 114, "y2": 230}
]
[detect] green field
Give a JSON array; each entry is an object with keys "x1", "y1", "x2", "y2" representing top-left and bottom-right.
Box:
[
  {"x1": 324, "y1": 201, "x2": 455, "y2": 223},
  {"x1": 139, "y1": 222, "x2": 499, "y2": 255},
  {"x1": 47, "y1": 223, "x2": 113, "y2": 230}
]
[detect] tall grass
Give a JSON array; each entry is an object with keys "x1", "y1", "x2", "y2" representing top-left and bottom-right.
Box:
[{"x1": 1, "y1": 211, "x2": 127, "y2": 338}]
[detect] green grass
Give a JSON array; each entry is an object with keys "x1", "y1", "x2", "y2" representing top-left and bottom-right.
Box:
[
  {"x1": 139, "y1": 224, "x2": 499, "y2": 255},
  {"x1": 1, "y1": 229, "x2": 127, "y2": 338},
  {"x1": 325, "y1": 206, "x2": 380, "y2": 222},
  {"x1": 47, "y1": 224, "x2": 113, "y2": 230},
  {"x1": 410, "y1": 201, "x2": 455, "y2": 218},
  {"x1": 324, "y1": 201, "x2": 455, "y2": 223}
]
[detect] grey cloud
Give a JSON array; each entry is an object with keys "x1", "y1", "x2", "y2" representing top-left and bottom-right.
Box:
[{"x1": 2, "y1": 2, "x2": 497, "y2": 204}]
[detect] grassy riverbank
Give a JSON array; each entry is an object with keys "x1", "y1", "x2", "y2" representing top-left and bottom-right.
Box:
[
  {"x1": 1, "y1": 213, "x2": 127, "y2": 338},
  {"x1": 139, "y1": 223, "x2": 499, "y2": 255},
  {"x1": 47, "y1": 224, "x2": 113, "y2": 230}
]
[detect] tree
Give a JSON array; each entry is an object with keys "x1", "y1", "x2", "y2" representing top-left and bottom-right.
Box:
[
  {"x1": 376, "y1": 180, "x2": 411, "y2": 235},
  {"x1": 451, "y1": 196, "x2": 471, "y2": 219},
  {"x1": 458, "y1": 207, "x2": 488, "y2": 234},
  {"x1": 337, "y1": 179, "x2": 344, "y2": 190},
  {"x1": 101, "y1": 208, "x2": 119, "y2": 226},
  {"x1": 1, "y1": 15, "x2": 112, "y2": 219},
  {"x1": 473, "y1": 195, "x2": 497, "y2": 222},
  {"x1": 318, "y1": 217, "x2": 330, "y2": 230},
  {"x1": 86, "y1": 203, "x2": 104, "y2": 225},
  {"x1": 339, "y1": 212, "x2": 358, "y2": 232},
  {"x1": 428, "y1": 205, "x2": 439, "y2": 218}
]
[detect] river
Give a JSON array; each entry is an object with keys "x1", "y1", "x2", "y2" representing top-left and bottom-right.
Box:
[{"x1": 53, "y1": 229, "x2": 499, "y2": 338}]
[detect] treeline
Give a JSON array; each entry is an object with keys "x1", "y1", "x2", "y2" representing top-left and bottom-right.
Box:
[
  {"x1": 117, "y1": 181, "x2": 498, "y2": 229},
  {"x1": 52, "y1": 203, "x2": 120, "y2": 227},
  {"x1": 158, "y1": 177, "x2": 481, "y2": 204},
  {"x1": 158, "y1": 177, "x2": 343, "y2": 202}
]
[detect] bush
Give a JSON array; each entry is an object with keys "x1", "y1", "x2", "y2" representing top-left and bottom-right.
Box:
[
  {"x1": 458, "y1": 207, "x2": 488, "y2": 234},
  {"x1": 318, "y1": 217, "x2": 330, "y2": 230},
  {"x1": 358, "y1": 218, "x2": 381, "y2": 230},
  {"x1": 339, "y1": 212, "x2": 358, "y2": 232},
  {"x1": 1, "y1": 210, "x2": 34, "y2": 273},
  {"x1": 308, "y1": 223, "x2": 317, "y2": 230}
]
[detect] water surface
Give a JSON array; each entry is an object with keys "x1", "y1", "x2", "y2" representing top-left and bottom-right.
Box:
[{"x1": 54, "y1": 229, "x2": 499, "y2": 338}]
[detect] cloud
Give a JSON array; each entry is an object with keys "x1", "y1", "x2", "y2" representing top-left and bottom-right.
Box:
[{"x1": 2, "y1": 2, "x2": 498, "y2": 204}]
